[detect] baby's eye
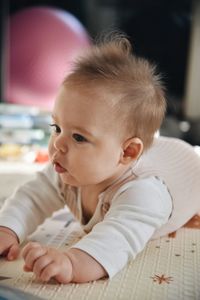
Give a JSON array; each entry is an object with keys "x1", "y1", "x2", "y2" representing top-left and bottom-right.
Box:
[
  {"x1": 72, "y1": 133, "x2": 88, "y2": 143},
  {"x1": 49, "y1": 124, "x2": 61, "y2": 134}
]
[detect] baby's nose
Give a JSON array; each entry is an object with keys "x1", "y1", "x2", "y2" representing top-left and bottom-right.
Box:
[{"x1": 54, "y1": 135, "x2": 68, "y2": 153}]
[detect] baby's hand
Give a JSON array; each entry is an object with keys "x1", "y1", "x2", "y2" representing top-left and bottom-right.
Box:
[
  {"x1": 0, "y1": 226, "x2": 20, "y2": 260},
  {"x1": 22, "y1": 242, "x2": 73, "y2": 283}
]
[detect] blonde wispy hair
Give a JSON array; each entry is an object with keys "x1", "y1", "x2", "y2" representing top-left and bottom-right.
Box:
[{"x1": 63, "y1": 32, "x2": 166, "y2": 150}]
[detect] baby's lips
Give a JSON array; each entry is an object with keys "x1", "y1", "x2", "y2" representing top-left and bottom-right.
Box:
[{"x1": 54, "y1": 162, "x2": 67, "y2": 173}]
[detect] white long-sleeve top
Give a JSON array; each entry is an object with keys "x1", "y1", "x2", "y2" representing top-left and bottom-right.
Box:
[{"x1": 0, "y1": 137, "x2": 200, "y2": 278}]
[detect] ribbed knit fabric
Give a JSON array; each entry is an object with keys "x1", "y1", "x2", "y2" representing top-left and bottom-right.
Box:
[{"x1": 132, "y1": 137, "x2": 200, "y2": 237}]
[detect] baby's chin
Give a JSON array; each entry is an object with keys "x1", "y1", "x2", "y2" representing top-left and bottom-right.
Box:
[
  {"x1": 59, "y1": 173, "x2": 100, "y2": 188},
  {"x1": 59, "y1": 173, "x2": 80, "y2": 187}
]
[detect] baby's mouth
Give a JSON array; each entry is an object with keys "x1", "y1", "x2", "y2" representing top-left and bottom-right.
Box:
[{"x1": 53, "y1": 162, "x2": 67, "y2": 174}]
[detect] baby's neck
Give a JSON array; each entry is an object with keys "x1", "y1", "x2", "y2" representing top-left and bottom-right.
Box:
[
  {"x1": 80, "y1": 165, "x2": 133, "y2": 223},
  {"x1": 83, "y1": 164, "x2": 131, "y2": 197}
]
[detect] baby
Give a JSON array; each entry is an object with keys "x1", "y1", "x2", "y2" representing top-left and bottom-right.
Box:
[{"x1": 0, "y1": 33, "x2": 200, "y2": 284}]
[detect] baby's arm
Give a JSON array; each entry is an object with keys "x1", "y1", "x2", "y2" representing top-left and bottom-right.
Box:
[
  {"x1": 0, "y1": 163, "x2": 65, "y2": 246},
  {"x1": 22, "y1": 242, "x2": 107, "y2": 283},
  {"x1": 71, "y1": 177, "x2": 172, "y2": 279}
]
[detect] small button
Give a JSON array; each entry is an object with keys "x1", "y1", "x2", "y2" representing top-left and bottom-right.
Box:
[{"x1": 102, "y1": 202, "x2": 110, "y2": 214}]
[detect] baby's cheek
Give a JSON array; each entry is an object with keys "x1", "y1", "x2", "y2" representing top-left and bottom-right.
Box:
[{"x1": 48, "y1": 137, "x2": 54, "y2": 157}]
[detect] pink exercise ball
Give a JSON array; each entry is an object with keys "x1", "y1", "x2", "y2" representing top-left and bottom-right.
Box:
[{"x1": 5, "y1": 7, "x2": 90, "y2": 109}]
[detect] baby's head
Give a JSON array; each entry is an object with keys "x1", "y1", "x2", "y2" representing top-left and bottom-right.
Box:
[
  {"x1": 50, "y1": 34, "x2": 167, "y2": 186},
  {"x1": 63, "y1": 33, "x2": 166, "y2": 152}
]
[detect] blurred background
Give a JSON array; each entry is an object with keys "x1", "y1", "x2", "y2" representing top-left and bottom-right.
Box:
[{"x1": 0, "y1": 0, "x2": 200, "y2": 164}]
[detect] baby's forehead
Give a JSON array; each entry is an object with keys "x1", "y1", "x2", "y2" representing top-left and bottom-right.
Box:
[
  {"x1": 57, "y1": 84, "x2": 111, "y2": 115},
  {"x1": 61, "y1": 80, "x2": 121, "y2": 109},
  {"x1": 53, "y1": 85, "x2": 127, "y2": 141}
]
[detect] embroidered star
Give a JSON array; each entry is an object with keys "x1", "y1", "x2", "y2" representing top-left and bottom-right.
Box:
[{"x1": 151, "y1": 274, "x2": 173, "y2": 284}]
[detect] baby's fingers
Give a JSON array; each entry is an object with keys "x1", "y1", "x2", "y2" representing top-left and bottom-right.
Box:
[
  {"x1": 33, "y1": 255, "x2": 53, "y2": 278},
  {"x1": 22, "y1": 242, "x2": 42, "y2": 260},
  {"x1": 22, "y1": 242, "x2": 47, "y2": 271},
  {"x1": 7, "y1": 244, "x2": 20, "y2": 261},
  {"x1": 40, "y1": 263, "x2": 60, "y2": 282}
]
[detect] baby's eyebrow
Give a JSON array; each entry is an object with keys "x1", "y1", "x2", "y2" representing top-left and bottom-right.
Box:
[
  {"x1": 50, "y1": 114, "x2": 96, "y2": 138},
  {"x1": 51, "y1": 114, "x2": 57, "y2": 121},
  {"x1": 74, "y1": 126, "x2": 94, "y2": 138}
]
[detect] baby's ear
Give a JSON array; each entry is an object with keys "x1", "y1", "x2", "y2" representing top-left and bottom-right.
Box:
[{"x1": 120, "y1": 137, "x2": 143, "y2": 164}]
